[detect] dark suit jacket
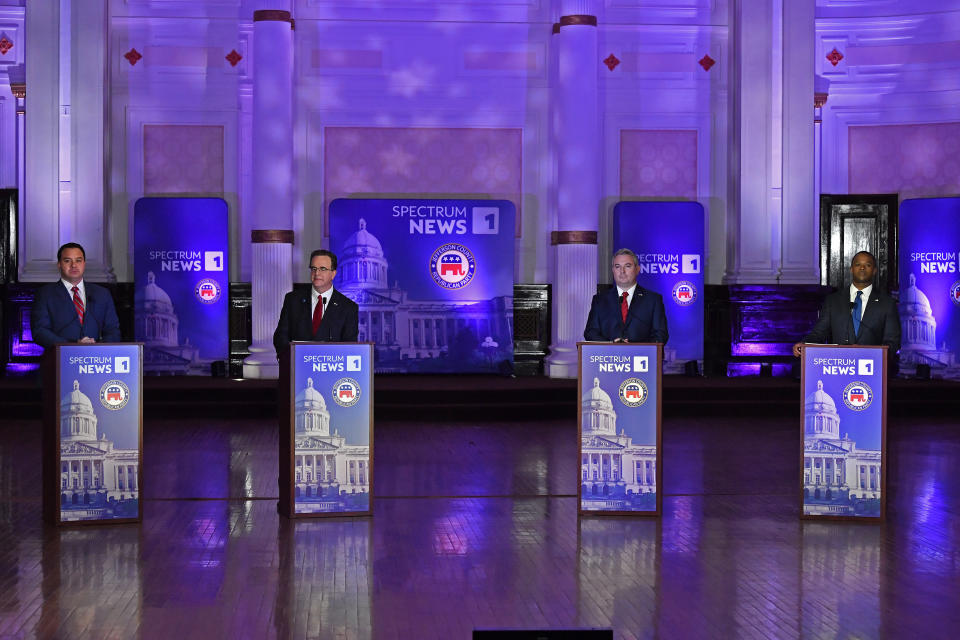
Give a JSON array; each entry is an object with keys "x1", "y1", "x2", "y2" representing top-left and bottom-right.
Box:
[
  {"x1": 30, "y1": 281, "x2": 122, "y2": 349},
  {"x1": 273, "y1": 288, "x2": 360, "y2": 356},
  {"x1": 803, "y1": 287, "x2": 901, "y2": 353},
  {"x1": 584, "y1": 285, "x2": 669, "y2": 344}
]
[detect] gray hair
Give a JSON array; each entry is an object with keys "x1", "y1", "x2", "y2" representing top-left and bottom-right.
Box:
[{"x1": 612, "y1": 248, "x2": 638, "y2": 264}]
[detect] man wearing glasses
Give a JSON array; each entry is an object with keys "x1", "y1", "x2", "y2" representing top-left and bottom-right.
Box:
[{"x1": 273, "y1": 249, "x2": 359, "y2": 356}]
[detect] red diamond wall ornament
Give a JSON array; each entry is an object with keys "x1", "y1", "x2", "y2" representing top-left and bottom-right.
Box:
[
  {"x1": 603, "y1": 54, "x2": 620, "y2": 71},
  {"x1": 826, "y1": 48, "x2": 844, "y2": 67},
  {"x1": 698, "y1": 54, "x2": 715, "y2": 72},
  {"x1": 124, "y1": 48, "x2": 143, "y2": 66},
  {"x1": 226, "y1": 49, "x2": 242, "y2": 67},
  {"x1": 0, "y1": 36, "x2": 12, "y2": 56}
]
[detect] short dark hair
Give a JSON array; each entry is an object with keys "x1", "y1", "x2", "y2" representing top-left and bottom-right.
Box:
[
  {"x1": 309, "y1": 249, "x2": 338, "y2": 271},
  {"x1": 850, "y1": 251, "x2": 876, "y2": 267},
  {"x1": 57, "y1": 243, "x2": 86, "y2": 261}
]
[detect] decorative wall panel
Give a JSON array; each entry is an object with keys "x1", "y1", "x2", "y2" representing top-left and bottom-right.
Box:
[
  {"x1": 620, "y1": 129, "x2": 697, "y2": 199},
  {"x1": 143, "y1": 124, "x2": 224, "y2": 194}
]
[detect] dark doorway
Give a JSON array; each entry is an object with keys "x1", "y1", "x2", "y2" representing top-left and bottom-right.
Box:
[{"x1": 820, "y1": 194, "x2": 898, "y2": 293}]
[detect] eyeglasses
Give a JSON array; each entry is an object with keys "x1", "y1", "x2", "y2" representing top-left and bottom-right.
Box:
[{"x1": 309, "y1": 266, "x2": 333, "y2": 273}]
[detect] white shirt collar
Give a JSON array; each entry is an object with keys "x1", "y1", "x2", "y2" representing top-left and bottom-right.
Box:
[
  {"x1": 312, "y1": 286, "x2": 333, "y2": 309},
  {"x1": 616, "y1": 283, "x2": 638, "y2": 307},
  {"x1": 61, "y1": 279, "x2": 85, "y2": 296},
  {"x1": 849, "y1": 283, "x2": 872, "y2": 301}
]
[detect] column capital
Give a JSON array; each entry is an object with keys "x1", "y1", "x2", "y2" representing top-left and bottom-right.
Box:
[
  {"x1": 558, "y1": 15, "x2": 597, "y2": 28},
  {"x1": 551, "y1": 230, "x2": 597, "y2": 245},
  {"x1": 252, "y1": 229, "x2": 294, "y2": 243},
  {"x1": 253, "y1": 9, "x2": 292, "y2": 23}
]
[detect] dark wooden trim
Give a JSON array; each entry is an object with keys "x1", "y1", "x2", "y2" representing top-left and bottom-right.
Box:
[
  {"x1": 253, "y1": 9, "x2": 292, "y2": 23},
  {"x1": 551, "y1": 230, "x2": 597, "y2": 245},
  {"x1": 251, "y1": 230, "x2": 294, "y2": 244},
  {"x1": 559, "y1": 15, "x2": 598, "y2": 27},
  {"x1": 552, "y1": 23, "x2": 560, "y2": 34}
]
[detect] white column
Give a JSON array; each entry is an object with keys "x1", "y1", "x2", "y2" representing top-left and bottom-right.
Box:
[
  {"x1": 779, "y1": 0, "x2": 817, "y2": 283},
  {"x1": 21, "y1": 0, "x2": 60, "y2": 281},
  {"x1": 725, "y1": 0, "x2": 779, "y2": 283},
  {"x1": 545, "y1": 4, "x2": 601, "y2": 379},
  {"x1": 70, "y1": 0, "x2": 112, "y2": 281},
  {"x1": 243, "y1": 8, "x2": 294, "y2": 379},
  {"x1": 243, "y1": 234, "x2": 293, "y2": 378}
]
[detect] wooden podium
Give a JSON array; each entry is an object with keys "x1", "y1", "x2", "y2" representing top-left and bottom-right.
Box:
[
  {"x1": 577, "y1": 342, "x2": 662, "y2": 517},
  {"x1": 43, "y1": 343, "x2": 143, "y2": 526},
  {"x1": 279, "y1": 342, "x2": 374, "y2": 518},
  {"x1": 800, "y1": 344, "x2": 887, "y2": 521}
]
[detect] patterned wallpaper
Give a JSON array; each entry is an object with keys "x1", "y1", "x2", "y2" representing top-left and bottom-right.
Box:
[
  {"x1": 143, "y1": 124, "x2": 224, "y2": 195},
  {"x1": 848, "y1": 123, "x2": 960, "y2": 198},
  {"x1": 620, "y1": 129, "x2": 698, "y2": 199},
  {"x1": 323, "y1": 127, "x2": 522, "y2": 235}
]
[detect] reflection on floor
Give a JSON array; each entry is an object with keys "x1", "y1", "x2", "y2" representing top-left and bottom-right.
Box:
[{"x1": 0, "y1": 414, "x2": 957, "y2": 639}]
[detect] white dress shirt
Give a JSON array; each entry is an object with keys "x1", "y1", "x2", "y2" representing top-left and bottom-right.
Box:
[
  {"x1": 849, "y1": 283, "x2": 872, "y2": 320},
  {"x1": 616, "y1": 283, "x2": 638, "y2": 311},
  {"x1": 312, "y1": 287, "x2": 332, "y2": 317},
  {"x1": 61, "y1": 279, "x2": 86, "y2": 309}
]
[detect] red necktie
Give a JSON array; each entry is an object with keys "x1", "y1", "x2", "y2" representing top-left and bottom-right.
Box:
[
  {"x1": 72, "y1": 286, "x2": 85, "y2": 325},
  {"x1": 312, "y1": 296, "x2": 323, "y2": 335},
  {"x1": 621, "y1": 291, "x2": 628, "y2": 324}
]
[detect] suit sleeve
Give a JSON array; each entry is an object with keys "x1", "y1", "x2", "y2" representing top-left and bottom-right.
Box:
[
  {"x1": 343, "y1": 301, "x2": 359, "y2": 342},
  {"x1": 650, "y1": 295, "x2": 669, "y2": 344},
  {"x1": 881, "y1": 299, "x2": 901, "y2": 354},
  {"x1": 273, "y1": 293, "x2": 293, "y2": 357},
  {"x1": 99, "y1": 289, "x2": 122, "y2": 343},
  {"x1": 802, "y1": 300, "x2": 833, "y2": 344},
  {"x1": 583, "y1": 294, "x2": 605, "y2": 341},
  {"x1": 30, "y1": 289, "x2": 64, "y2": 349}
]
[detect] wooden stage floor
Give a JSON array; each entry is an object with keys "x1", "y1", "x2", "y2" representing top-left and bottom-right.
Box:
[{"x1": 0, "y1": 385, "x2": 959, "y2": 638}]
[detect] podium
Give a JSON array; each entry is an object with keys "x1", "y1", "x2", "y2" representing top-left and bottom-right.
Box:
[
  {"x1": 578, "y1": 342, "x2": 662, "y2": 516},
  {"x1": 800, "y1": 345, "x2": 887, "y2": 521},
  {"x1": 43, "y1": 343, "x2": 143, "y2": 525},
  {"x1": 279, "y1": 342, "x2": 374, "y2": 518}
]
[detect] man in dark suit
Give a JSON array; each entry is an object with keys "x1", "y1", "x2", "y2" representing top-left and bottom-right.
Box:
[
  {"x1": 584, "y1": 248, "x2": 669, "y2": 343},
  {"x1": 792, "y1": 251, "x2": 900, "y2": 356},
  {"x1": 273, "y1": 249, "x2": 359, "y2": 357},
  {"x1": 30, "y1": 242, "x2": 122, "y2": 349}
]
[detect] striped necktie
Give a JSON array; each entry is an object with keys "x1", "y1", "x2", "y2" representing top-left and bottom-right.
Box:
[{"x1": 72, "y1": 285, "x2": 85, "y2": 325}]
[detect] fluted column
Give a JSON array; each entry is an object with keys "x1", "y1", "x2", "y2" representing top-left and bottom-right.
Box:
[
  {"x1": 243, "y1": 8, "x2": 294, "y2": 379},
  {"x1": 243, "y1": 231, "x2": 293, "y2": 379},
  {"x1": 545, "y1": 6, "x2": 601, "y2": 379}
]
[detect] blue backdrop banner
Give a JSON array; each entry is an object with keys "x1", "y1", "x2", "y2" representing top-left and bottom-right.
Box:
[
  {"x1": 898, "y1": 197, "x2": 960, "y2": 378},
  {"x1": 291, "y1": 342, "x2": 372, "y2": 515},
  {"x1": 329, "y1": 198, "x2": 515, "y2": 374},
  {"x1": 58, "y1": 343, "x2": 141, "y2": 523},
  {"x1": 613, "y1": 201, "x2": 705, "y2": 373},
  {"x1": 134, "y1": 198, "x2": 229, "y2": 375},
  {"x1": 579, "y1": 342, "x2": 660, "y2": 515},
  {"x1": 801, "y1": 345, "x2": 885, "y2": 519}
]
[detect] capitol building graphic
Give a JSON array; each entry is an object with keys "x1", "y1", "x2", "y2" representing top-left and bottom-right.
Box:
[
  {"x1": 59, "y1": 380, "x2": 139, "y2": 521},
  {"x1": 294, "y1": 377, "x2": 370, "y2": 513},
  {"x1": 135, "y1": 271, "x2": 214, "y2": 375},
  {"x1": 581, "y1": 378, "x2": 657, "y2": 511},
  {"x1": 899, "y1": 273, "x2": 958, "y2": 378},
  {"x1": 803, "y1": 380, "x2": 881, "y2": 516},
  {"x1": 337, "y1": 219, "x2": 513, "y2": 373}
]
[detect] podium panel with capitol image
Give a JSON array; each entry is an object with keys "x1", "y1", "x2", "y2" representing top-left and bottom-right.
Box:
[
  {"x1": 800, "y1": 344, "x2": 887, "y2": 521},
  {"x1": 578, "y1": 342, "x2": 662, "y2": 517},
  {"x1": 279, "y1": 342, "x2": 373, "y2": 518},
  {"x1": 44, "y1": 343, "x2": 143, "y2": 525}
]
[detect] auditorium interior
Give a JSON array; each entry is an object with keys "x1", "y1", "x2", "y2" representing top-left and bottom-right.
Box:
[{"x1": 0, "y1": 1, "x2": 959, "y2": 638}]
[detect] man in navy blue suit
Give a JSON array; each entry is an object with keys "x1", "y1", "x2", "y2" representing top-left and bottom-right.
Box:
[
  {"x1": 30, "y1": 243, "x2": 122, "y2": 349},
  {"x1": 584, "y1": 248, "x2": 669, "y2": 343}
]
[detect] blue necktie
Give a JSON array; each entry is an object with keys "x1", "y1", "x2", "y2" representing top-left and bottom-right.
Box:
[{"x1": 852, "y1": 290, "x2": 863, "y2": 337}]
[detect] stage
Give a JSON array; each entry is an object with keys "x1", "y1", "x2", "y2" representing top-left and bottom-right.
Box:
[{"x1": 0, "y1": 375, "x2": 958, "y2": 638}]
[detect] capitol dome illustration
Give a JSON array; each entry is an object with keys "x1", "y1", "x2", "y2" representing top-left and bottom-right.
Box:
[
  {"x1": 334, "y1": 218, "x2": 513, "y2": 371},
  {"x1": 581, "y1": 377, "x2": 617, "y2": 436},
  {"x1": 61, "y1": 379, "x2": 98, "y2": 441},
  {"x1": 804, "y1": 380, "x2": 840, "y2": 440},
  {"x1": 135, "y1": 272, "x2": 179, "y2": 348},
  {"x1": 295, "y1": 378, "x2": 331, "y2": 436},
  {"x1": 135, "y1": 272, "x2": 207, "y2": 374},
  {"x1": 899, "y1": 273, "x2": 955, "y2": 370},
  {"x1": 340, "y1": 218, "x2": 388, "y2": 289}
]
